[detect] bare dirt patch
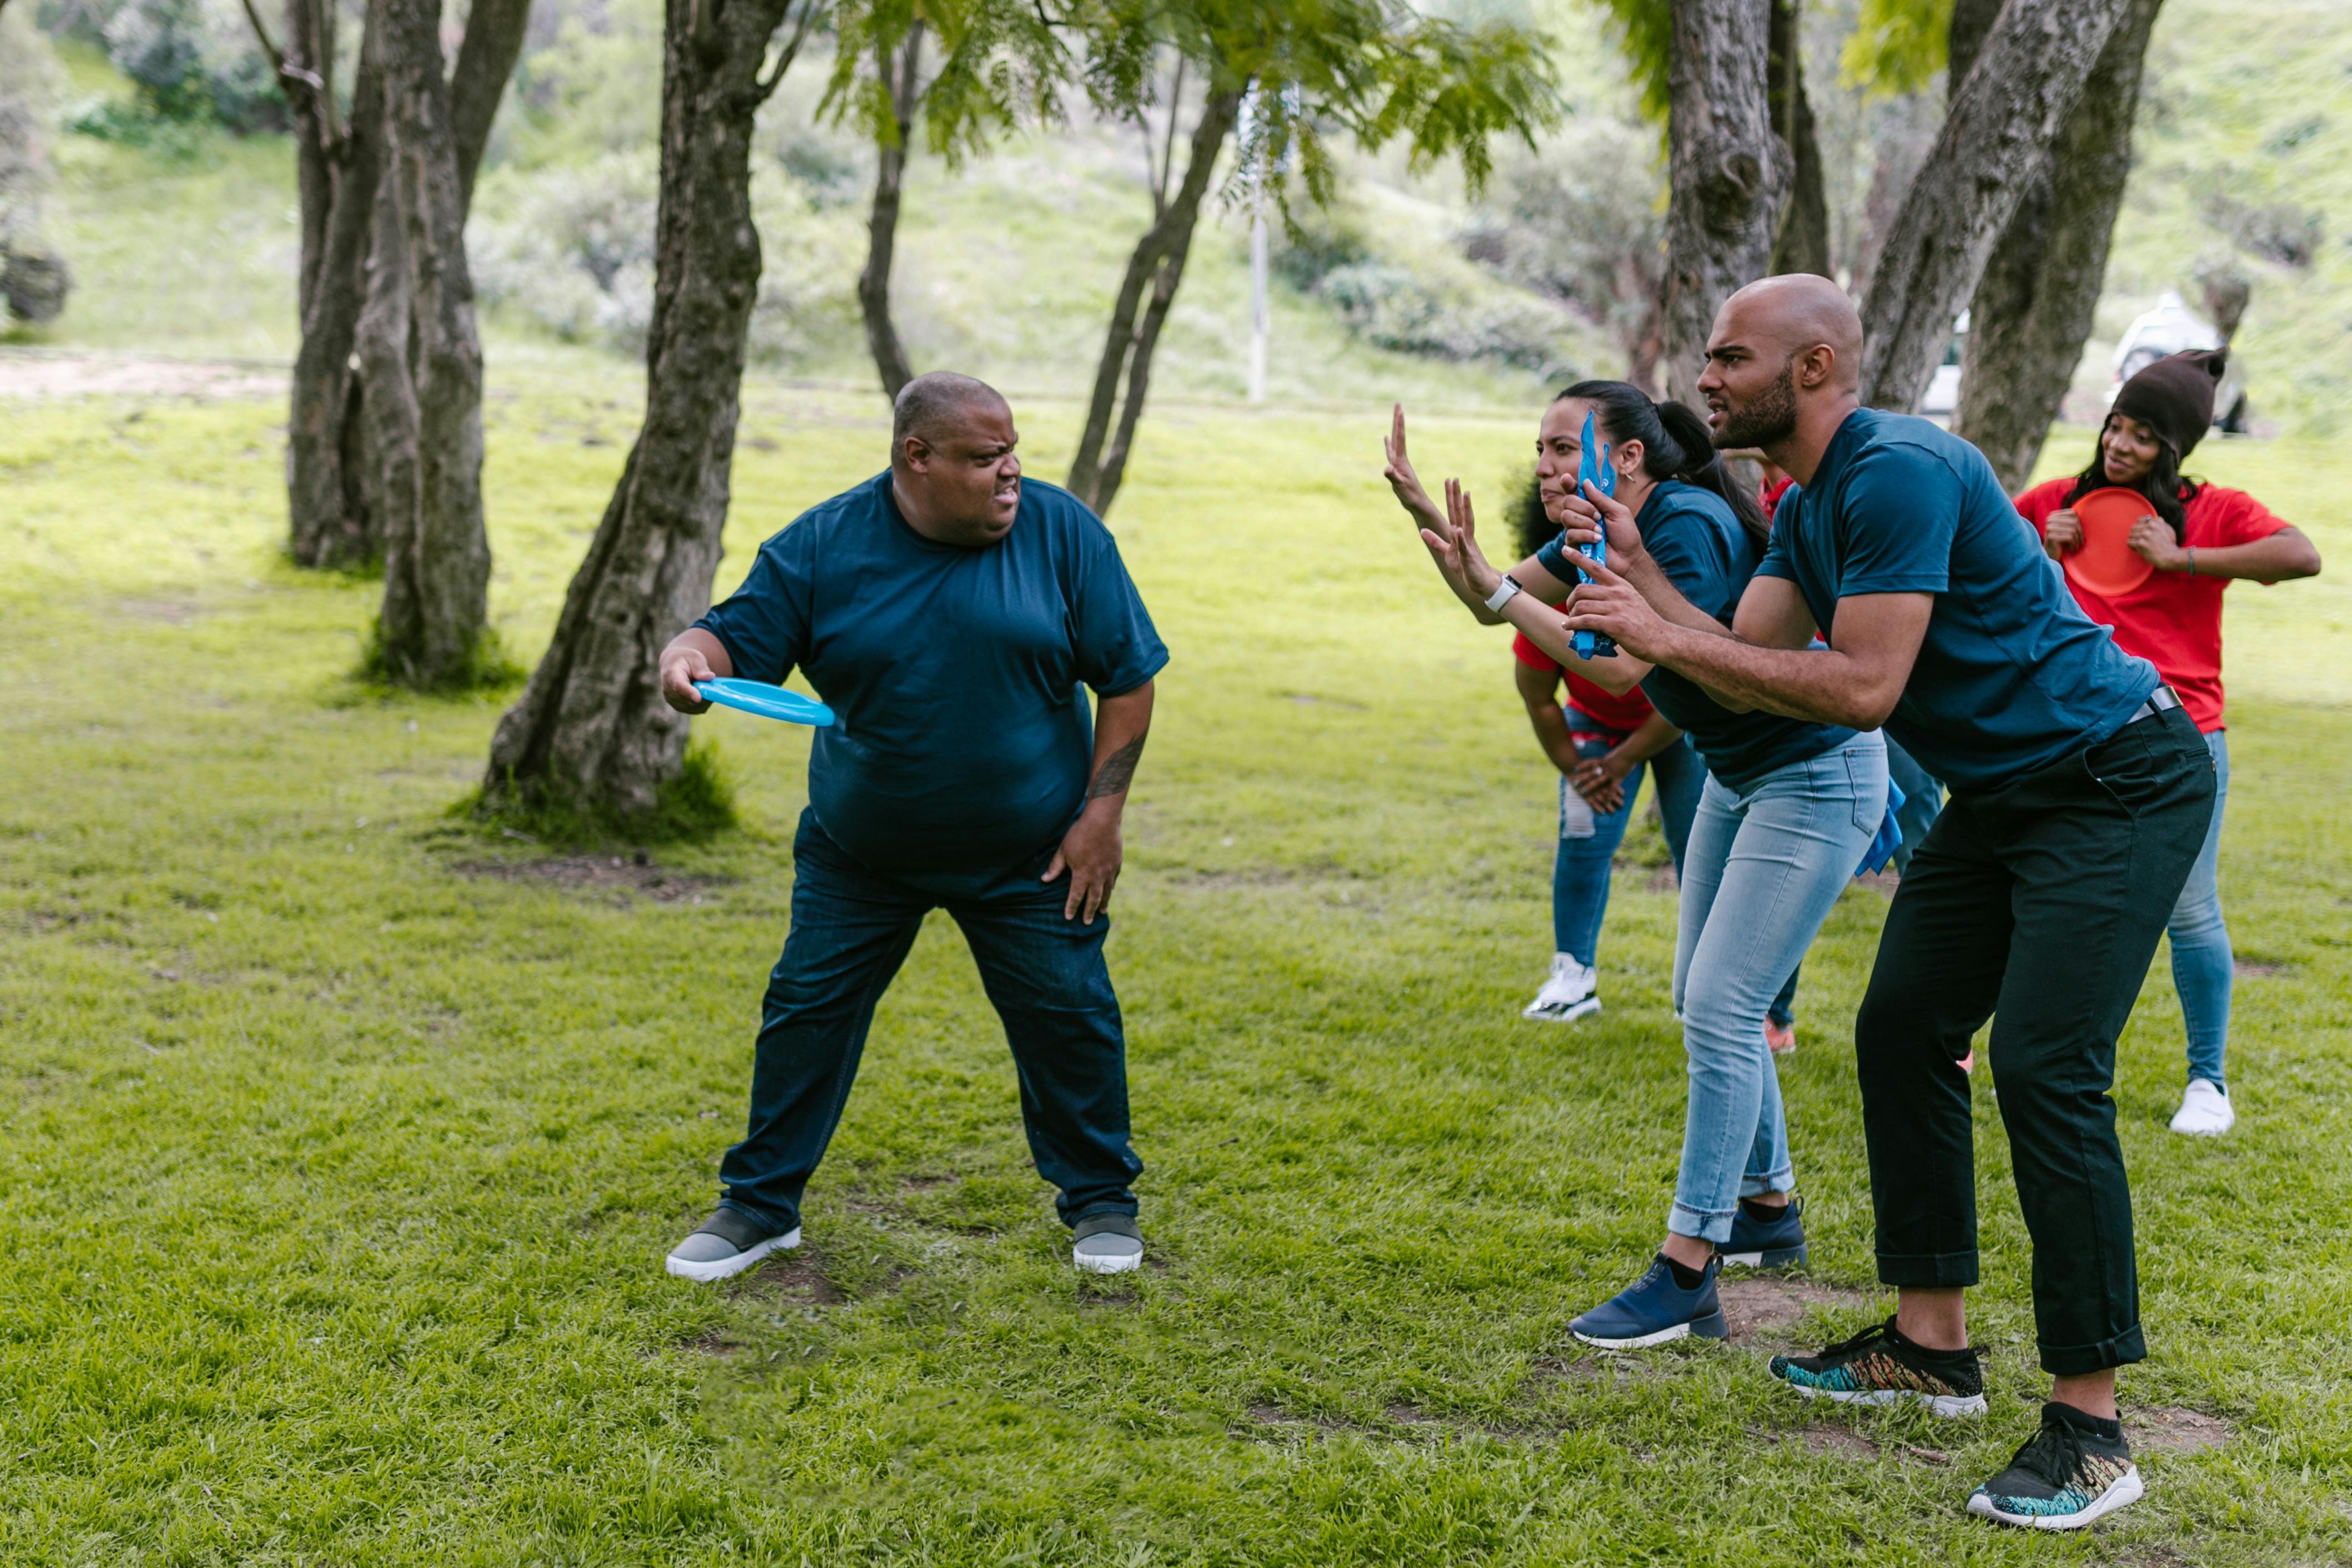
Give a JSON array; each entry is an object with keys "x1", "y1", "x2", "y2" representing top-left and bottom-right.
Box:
[
  {"x1": 2233, "y1": 960, "x2": 2290, "y2": 979},
  {"x1": 451, "y1": 854, "x2": 732, "y2": 905},
  {"x1": 2128, "y1": 1405, "x2": 2233, "y2": 1455},
  {"x1": 723, "y1": 1248, "x2": 846, "y2": 1307},
  {"x1": 1717, "y1": 1275, "x2": 1873, "y2": 1347},
  {"x1": 0, "y1": 350, "x2": 289, "y2": 400}
]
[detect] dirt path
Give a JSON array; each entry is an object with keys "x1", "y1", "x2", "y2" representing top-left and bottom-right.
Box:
[{"x1": 0, "y1": 348, "x2": 289, "y2": 400}]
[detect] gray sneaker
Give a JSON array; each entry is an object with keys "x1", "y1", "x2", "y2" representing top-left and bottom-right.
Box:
[
  {"x1": 664, "y1": 1207, "x2": 800, "y2": 1282},
  {"x1": 1071, "y1": 1212, "x2": 1144, "y2": 1274}
]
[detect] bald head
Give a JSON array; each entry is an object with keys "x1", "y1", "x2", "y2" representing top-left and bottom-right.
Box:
[
  {"x1": 888, "y1": 371, "x2": 1024, "y2": 547},
  {"x1": 892, "y1": 371, "x2": 1010, "y2": 453},
  {"x1": 1719, "y1": 275, "x2": 1863, "y2": 394},
  {"x1": 1695, "y1": 274, "x2": 1866, "y2": 461}
]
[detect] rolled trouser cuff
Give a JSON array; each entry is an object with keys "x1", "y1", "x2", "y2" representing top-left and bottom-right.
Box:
[
  {"x1": 1875, "y1": 1248, "x2": 1980, "y2": 1289},
  {"x1": 1669, "y1": 1201, "x2": 1737, "y2": 1246},
  {"x1": 2040, "y1": 1323, "x2": 2147, "y2": 1377}
]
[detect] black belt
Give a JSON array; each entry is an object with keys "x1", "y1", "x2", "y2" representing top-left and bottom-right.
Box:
[{"x1": 2124, "y1": 685, "x2": 2181, "y2": 725}]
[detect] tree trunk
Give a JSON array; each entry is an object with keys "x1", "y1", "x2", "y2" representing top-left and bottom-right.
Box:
[
  {"x1": 1766, "y1": 0, "x2": 1829, "y2": 279},
  {"x1": 1659, "y1": 0, "x2": 1791, "y2": 407},
  {"x1": 1945, "y1": 0, "x2": 2007, "y2": 90},
  {"x1": 1955, "y1": 0, "x2": 2162, "y2": 491},
  {"x1": 362, "y1": 0, "x2": 492, "y2": 688},
  {"x1": 1855, "y1": 0, "x2": 2131, "y2": 412},
  {"x1": 482, "y1": 0, "x2": 802, "y2": 823},
  {"x1": 283, "y1": 0, "x2": 334, "y2": 321},
  {"x1": 857, "y1": 23, "x2": 922, "y2": 400},
  {"x1": 1064, "y1": 84, "x2": 1240, "y2": 517}
]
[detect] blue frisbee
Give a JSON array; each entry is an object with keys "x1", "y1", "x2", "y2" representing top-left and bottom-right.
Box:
[{"x1": 694, "y1": 678, "x2": 835, "y2": 727}]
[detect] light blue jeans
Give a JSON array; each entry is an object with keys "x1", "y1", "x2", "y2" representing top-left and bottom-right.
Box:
[
  {"x1": 1668, "y1": 733, "x2": 1887, "y2": 1244},
  {"x1": 2168, "y1": 729, "x2": 2232, "y2": 1087}
]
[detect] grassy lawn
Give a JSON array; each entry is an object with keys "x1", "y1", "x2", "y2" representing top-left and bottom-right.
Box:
[{"x1": 2, "y1": 379, "x2": 2349, "y2": 1565}]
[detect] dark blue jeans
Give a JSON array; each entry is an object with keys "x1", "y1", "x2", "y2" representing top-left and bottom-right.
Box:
[{"x1": 717, "y1": 809, "x2": 1142, "y2": 1235}]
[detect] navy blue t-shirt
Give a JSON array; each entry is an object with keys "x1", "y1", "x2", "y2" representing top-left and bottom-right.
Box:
[
  {"x1": 696, "y1": 472, "x2": 1168, "y2": 884},
  {"x1": 1540, "y1": 480, "x2": 1856, "y2": 793},
  {"x1": 1757, "y1": 409, "x2": 2157, "y2": 790}
]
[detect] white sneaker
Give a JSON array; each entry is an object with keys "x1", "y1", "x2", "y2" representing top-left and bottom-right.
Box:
[
  {"x1": 2169, "y1": 1078, "x2": 2234, "y2": 1137},
  {"x1": 1523, "y1": 953, "x2": 1600, "y2": 1023}
]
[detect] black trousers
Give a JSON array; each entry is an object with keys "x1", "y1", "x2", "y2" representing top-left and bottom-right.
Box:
[{"x1": 1855, "y1": 705, "x2": 2214, "y2": 1375}]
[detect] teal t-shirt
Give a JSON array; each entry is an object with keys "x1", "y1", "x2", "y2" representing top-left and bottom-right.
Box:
[
  {"x1": 1540, "y1": 480, "x2": 1856, "y2": 793},
  {"x1": 1756, "y1": 409, "x2": 2157, "y2": 790},
  {"x1": 697, "y1": 473, "x2": 1167, "y2": 886}
]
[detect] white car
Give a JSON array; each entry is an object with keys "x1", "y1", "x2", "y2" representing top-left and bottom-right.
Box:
[
  {"x1": 2108, "y1": 291, "x2": 2250, "y2": 432},
  {"x1": 1920, "y1": 311, "x2": 1967, "y2": 422}
]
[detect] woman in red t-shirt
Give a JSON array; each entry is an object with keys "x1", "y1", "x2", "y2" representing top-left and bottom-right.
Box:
[
  {"x1": 1508, "y1": 479, "x2": 1707, "y2": 1024},
  {"x1": 2014, "y1": 349, "x2": 2321, "y2": 1137}
]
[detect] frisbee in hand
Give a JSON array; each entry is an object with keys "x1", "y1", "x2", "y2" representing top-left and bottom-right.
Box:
[
  {"x1": 2063, "y1": 487, "x2": 2159, "y2": 598},
  {"x1": 693, "y1": 678, "x2": 835, "y2": 727}
]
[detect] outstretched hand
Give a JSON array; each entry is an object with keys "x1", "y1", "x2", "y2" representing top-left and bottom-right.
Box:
[
  {"x1": 1385, "y1": 404, "x2": 1502, "y2": 608},
  {"x1": 1561, "y1": 551, "x2": 1673, "y2": 662},
  {"x1": 1382, "y1": 404, "x2": 1443, "y2": 531}
]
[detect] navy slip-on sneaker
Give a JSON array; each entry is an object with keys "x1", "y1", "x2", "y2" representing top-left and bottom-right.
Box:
[
  {"x1": 1570, "y1": 1255, "x2": 1729, "y2": 1349},
  {"x1": 1720, "y1": 1197, "x2": 1808, "y2": 1269}
]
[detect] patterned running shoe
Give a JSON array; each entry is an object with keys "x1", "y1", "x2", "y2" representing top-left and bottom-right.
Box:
[
  {"x1": 1967, "y1": 1402, "x2": 2143, "y2": 1530},
  {"x1": 1768, "y1": 1315, "x2": 1986, "y2": 1416}
]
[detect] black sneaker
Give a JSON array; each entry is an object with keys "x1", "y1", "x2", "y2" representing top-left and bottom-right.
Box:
[
  {"x1": 1767, "y1": 1315, "x2": 1987, "y2": 1416},
  {"x1": 1967, "y1": 1402, "x2": 2143, "y2": 1529}
]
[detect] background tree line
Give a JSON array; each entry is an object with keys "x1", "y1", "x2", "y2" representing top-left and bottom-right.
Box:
[{"x1": 3, "y1": 0, "x2": 2263, "y2": 835}]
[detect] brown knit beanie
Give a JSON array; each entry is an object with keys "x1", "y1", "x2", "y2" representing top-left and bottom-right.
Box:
[{"x1": 2113, "y1": 349, "x2": 2226, "y2": 461}]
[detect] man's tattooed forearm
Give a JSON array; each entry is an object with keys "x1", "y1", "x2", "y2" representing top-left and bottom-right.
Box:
[{"x1": 1086, "y1": 735, "x2": 1147, "y2": 799}]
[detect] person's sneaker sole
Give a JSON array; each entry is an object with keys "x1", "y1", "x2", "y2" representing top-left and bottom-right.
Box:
[
  {"x1": 1967, "y1": 1466, "x2": 2143, "y2": 1530},
  {"x1": 1782, "y1": 1381, "x2": 1986, "y2": 1417},
  {"x1": 1573, "y1": 1308, "x2": 1728, "y2": 1350},
  {"x1": 664, "y1": 1226, "x2": 801, "y2": 1283},
  {"x1": 1072, "y1": 1246, "x2": 1142, "y2": 1275},
  {"x1": 1720, "y1": 1242, "x2": 1809, "y2": 1268},
  {"x1": 1524, "y1": 997, "x2": 1602, "y2": 1024}
]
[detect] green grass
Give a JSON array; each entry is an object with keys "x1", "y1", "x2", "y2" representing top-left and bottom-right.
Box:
[{"x1": 3, "y1": 379, "x2": 2350, "y2": 1564}]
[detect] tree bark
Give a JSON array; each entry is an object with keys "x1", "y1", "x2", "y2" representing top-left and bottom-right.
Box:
[
  {"x1": 448, "y1": 0, "x2": 533, "y2": 211},
  {"x1": 1065, "y1": 84, "x2": 1241, "y2": 517},
  {"x1": 1659, "y1": 0, "x2": 1791, "y2": 407},
  {"x1": 1945, "y1": 0, "x2": 2007, "y2": 90},
  {"x1": 857, "y1": 23, "x2": 922, "y2": 400},
  {"x1": 1856, "y1": 0, "x2": 2131, "y2": 412},
  {"x1": 1955, "y1": 0, "x2": 2162, "y2": 491},
  {"x1": 1766, "y1": 0, "x2": 1829, "y2": 278},
  {"x1": 362, "y1": 0, "x2": 492, "y2": 687},
  {"x1": 483, "y1": 0, "x2": 805, "y2": 823},
  {"x1": 285, "y1": 13, "x2": 383, "y2": 569}
]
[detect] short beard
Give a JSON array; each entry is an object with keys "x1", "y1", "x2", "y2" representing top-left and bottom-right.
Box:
[{"x1": 1716, "y1": 361, "x2": 1800, "y2": 450}]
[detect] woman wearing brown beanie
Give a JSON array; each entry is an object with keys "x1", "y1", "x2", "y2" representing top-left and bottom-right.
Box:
[{"x1": 2014, "y1": 349, "x2": 2322, "y2": 1137}]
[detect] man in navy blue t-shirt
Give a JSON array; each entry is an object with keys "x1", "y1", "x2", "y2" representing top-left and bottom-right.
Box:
[
  {"x1": 1558, "y1": 276, "x2": 2213, "y2": 1530},
  {"x1": 654, "y1": 373, "x2": 1169, "y2": 1282}
]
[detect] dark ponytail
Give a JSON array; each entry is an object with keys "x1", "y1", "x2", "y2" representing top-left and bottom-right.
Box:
[{"x1": 1557, "y1": 380, "x2": 1772, "y2": 547}]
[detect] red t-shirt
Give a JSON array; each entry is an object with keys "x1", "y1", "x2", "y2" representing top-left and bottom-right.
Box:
[
  {"x1": 2014, "y1": 478, "x2": 2291, "y2": 731},
  {"x1": 1760, "y1": 475, "x2": 1795, "y2": 522},
  {"x1": 1512, "y1": 630, "x2": 1657, "y2": 732}
]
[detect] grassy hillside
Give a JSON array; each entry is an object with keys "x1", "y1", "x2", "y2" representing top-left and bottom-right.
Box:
[{"x1": 2098, "y1": 0, "x2": 2352, "y2": 434}]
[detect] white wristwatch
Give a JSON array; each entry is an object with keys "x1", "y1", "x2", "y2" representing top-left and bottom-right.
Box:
[{"x1": 1484, "y1": 573, "x2": 1524, "y2": 613}]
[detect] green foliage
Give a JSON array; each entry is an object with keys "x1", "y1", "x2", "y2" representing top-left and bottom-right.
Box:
[
  {"x1": 1838, "y1": 0, "x2": 1950, "y2": 97},
  {"x1": 1584, "y1": 0, "x2": 1671, "y2": 124},
  {"x1": 5, "y1": 385, "x2": 2352, "y2": 1561},
  {"x1": 824, "y1": 0, "x2": 1076, "y2": 163},
  {"x1": 1081, "y1": 0, "x2": 1560, "y2": 208}
]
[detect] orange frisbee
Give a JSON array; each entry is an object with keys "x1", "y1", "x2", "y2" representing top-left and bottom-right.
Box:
[{"x1": 2064, "y1": 487, "x2": 2159, "y2": 598}]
